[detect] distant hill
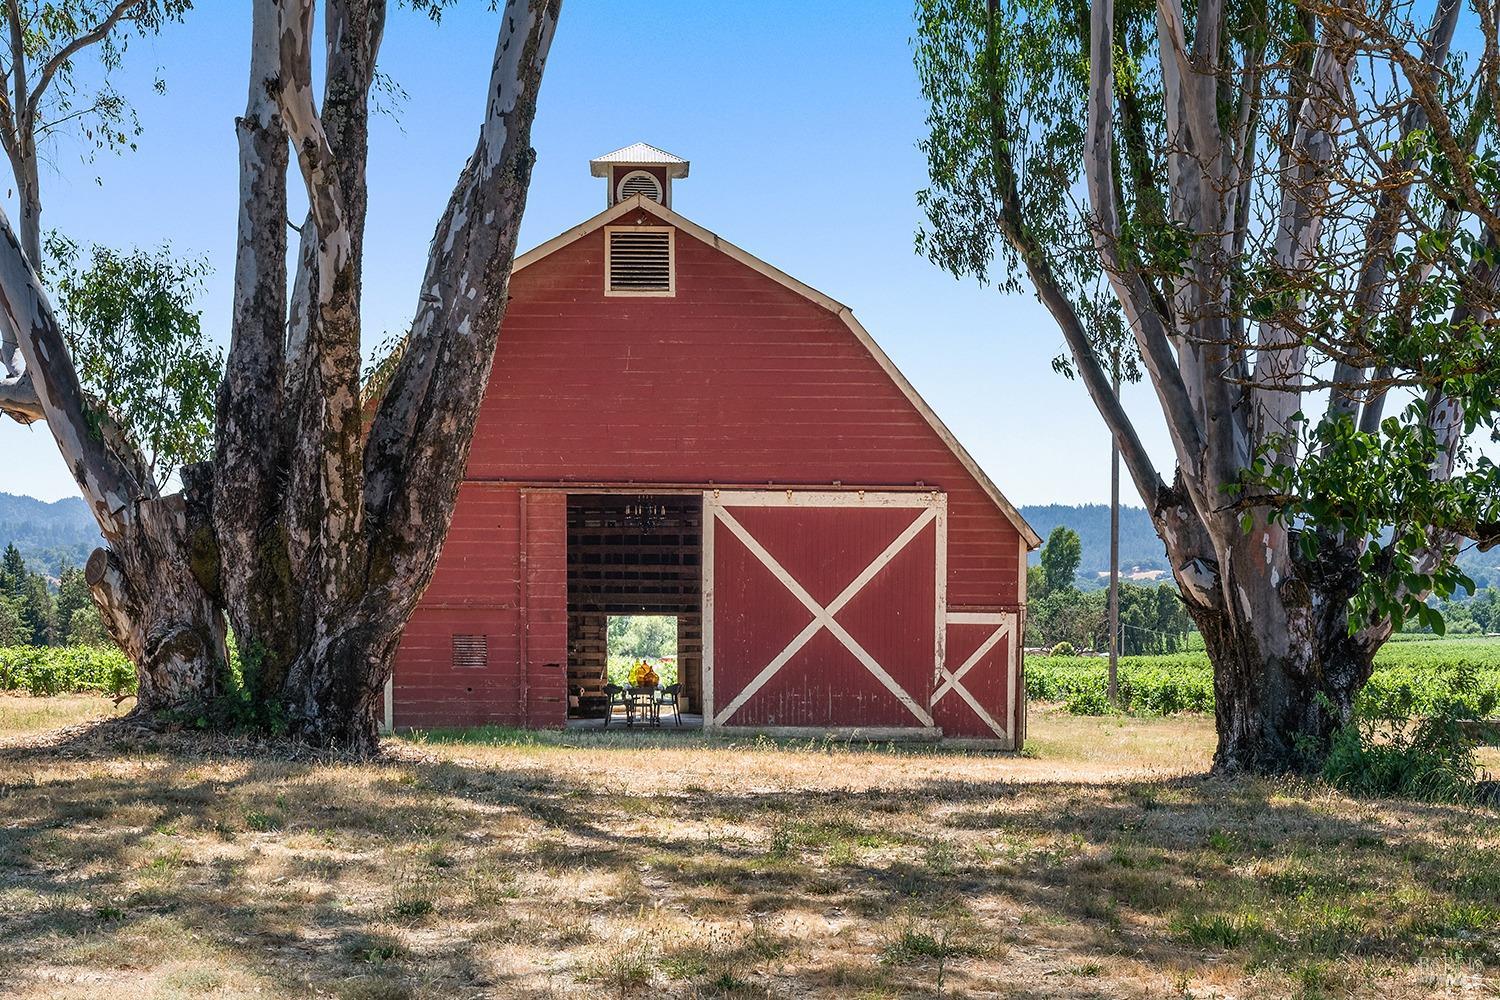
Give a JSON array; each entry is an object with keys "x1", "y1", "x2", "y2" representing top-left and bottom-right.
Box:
[
  {"x1": 1020, "y1": 504, "x2": 1164, "y2": 581},
  {"x1": 0, "y1": 492, "x2": 100, "y2": 576},
  {"x1": 1021, "y1": 503, "x2": 1500, "y2": 594}
]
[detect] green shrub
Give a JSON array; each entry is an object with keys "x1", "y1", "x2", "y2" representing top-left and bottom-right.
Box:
[
  {"x1": 0, "y1": 645, "x2": 135, "y2": 698},
  {"x1": 1027, "y1": 653, "x2": 1213, "y2": 715},
  {"x1": 1050, "y1": 641, "x2": 1076, "y2": 656},
  {"x1": 1323, "y1": 669, "x2": 1491, "y2": 804},
  {"x1": 1063, "y1": 677, "x2": 1112, "y2": 715}
]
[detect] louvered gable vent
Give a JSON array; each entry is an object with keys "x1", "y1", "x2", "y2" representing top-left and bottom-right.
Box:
[
  {"x1": 617, "y1": 171, "x2": 663, "y2": 203},
  {"x1": 451, "y1": 634, "x2": 488, "y2": 669},
  {"x1": 606, "y1": 227, "x2": 674, "y2": 295}
]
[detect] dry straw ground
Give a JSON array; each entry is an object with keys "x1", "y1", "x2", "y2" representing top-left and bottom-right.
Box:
[{"x1": 0, "y1": 695, "x2": 1497, "y2": 999}]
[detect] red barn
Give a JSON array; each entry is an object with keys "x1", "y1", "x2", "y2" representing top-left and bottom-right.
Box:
[{"x1": 388, "y1": 143, "x2": 1041, "y2": 747}]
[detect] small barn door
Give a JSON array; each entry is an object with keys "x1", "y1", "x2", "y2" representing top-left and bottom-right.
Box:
[
  {"x1": 704, "y1": 490, "x2": 945, "y2": 732},
  {"x1": 933, "y1": 611, "x2": 1021, "y2": 745}
]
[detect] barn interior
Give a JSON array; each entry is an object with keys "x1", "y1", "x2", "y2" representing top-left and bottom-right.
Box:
[{"x1": 566, "y1": 493, "x2": 704, "y2": 726}]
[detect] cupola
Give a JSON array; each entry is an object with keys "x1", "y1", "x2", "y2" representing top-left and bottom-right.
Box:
[{"x1": 589, "y1": 142, "x2": 689, "y2": 209}]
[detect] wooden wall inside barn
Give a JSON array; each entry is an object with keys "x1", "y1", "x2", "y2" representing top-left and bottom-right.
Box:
[
  {"x1": 566, "y1": 495, "x2": 703, "y2": 716},
  {"x1": 391, "y1": 486, "x2": 568, "y2": 730}
]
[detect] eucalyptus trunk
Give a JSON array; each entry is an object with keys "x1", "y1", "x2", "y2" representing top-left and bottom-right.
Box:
[
  {"x1": 205, "y1": 0, "x2": 560, "y2": 754},
  {"x1": 85, "y1": 497, "x2": 227, "y2": 713},
  {"x1": 0, "y1": 0, "x2": 559, "y2": 752},
  {"x1": 0, "y1": 205, "x2": 226, "y2": 718},
  {"x1": 1182, "y1": 533, "x2": 1374, "y2": 772}
]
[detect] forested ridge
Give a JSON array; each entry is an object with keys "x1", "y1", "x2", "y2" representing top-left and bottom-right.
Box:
[
  {"x1": 0, "y1": 493, "x2": 98, "y2": 575},
  {"x1": 7, "y1": 493, "x2": 1499, "y2": 589}
]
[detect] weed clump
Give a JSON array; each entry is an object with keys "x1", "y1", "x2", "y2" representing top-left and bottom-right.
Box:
[{"x1": 1322, "y1": 669, "x2": 1492, "y2": 805}]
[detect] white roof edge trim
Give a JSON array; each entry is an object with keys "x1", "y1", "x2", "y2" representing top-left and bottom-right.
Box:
[{"x1": 511, "y1": 195, "x2": 1043, "y2": 549}]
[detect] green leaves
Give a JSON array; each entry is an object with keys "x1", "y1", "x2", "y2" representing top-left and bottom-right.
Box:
[
  {"x1": 913, "y1": 0, "x2": 1140, "y2": 375},
  {"x1": 23, "y1": 2, "x2": 192, "y2": 162},
  {"x1": 45, "y1": 233, "x2": 221, "y2": 489},
  {"x1": 1238, "y1": 399, "x2": 1500, "y2": 635}
]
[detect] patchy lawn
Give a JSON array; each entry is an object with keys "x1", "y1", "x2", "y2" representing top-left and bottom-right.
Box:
[{"x1": 0, "y1": 700, "x2": 1496, "y2": 998}]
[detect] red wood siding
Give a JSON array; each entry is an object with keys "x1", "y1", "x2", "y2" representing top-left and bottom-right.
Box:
[
  {"x1": 475, "y1": 209, "x2": 1021, "y2": 607},
  {"x1": 393, "y1": 486, "x2": 566, "y2": 729},
  {"x1": 395, "y1": 206, "x2": 1026, "y2": 739}
]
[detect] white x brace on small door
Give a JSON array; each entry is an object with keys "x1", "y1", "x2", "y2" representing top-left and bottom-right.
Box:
[
  {"x1": 934, "y1": 611, "x2": 1019, "y2": 740},
  {"x1": 703, "y1": 490, "x2": 946, "y2": 729}
]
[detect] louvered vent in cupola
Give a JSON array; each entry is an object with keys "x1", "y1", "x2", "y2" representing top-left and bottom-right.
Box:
[
  {"x1": 616, "y1": 170, "x2": 663, "y2": 204},
  {"x1": 605, "y1": 226, "x2": 675, "y2": 296},
  {"x1": 451, "y1": 634, "x2": 488, "y2": 669}
]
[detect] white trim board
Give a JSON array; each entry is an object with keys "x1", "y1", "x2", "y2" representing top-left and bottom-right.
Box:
[
  {"x1": 714, "y1": 725, "x2": 943, "y2": 742},
  {"x1": 708, "y1": 489, "x2": 940, "y2": 508},
  {"x1": 513, "y1": 196, "x2": 1041, "y2": 549}
]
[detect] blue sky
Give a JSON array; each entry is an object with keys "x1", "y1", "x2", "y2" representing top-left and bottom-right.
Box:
[{"x1": 0, "y1": 0, "x2": 1176, "y2": 506}]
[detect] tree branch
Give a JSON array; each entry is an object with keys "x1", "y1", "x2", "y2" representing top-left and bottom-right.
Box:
[
  {"x1": 363, "y1": 0, "x2": 560, "y2": 604},
  {"x1": 1248, "y1": 16, "x2": 1354, "y2": 458},
  {"x1": 0, "y1": 202, "x2": 145, "y2": 539},
  {"x1": 1089, "y1": 0, "x2": 1207, "y2": 486},
  {"x1": 1327, "y1": 0, "x2": 1462, "y2": 429},
  {"x1": 0, "y1": 368, "x2": 39, "y2": 421},
  {"x1": 24, "y1": 0, "x2": 137, "y2": 131}
]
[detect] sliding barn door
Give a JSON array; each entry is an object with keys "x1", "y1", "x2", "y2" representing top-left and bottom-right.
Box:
[{"x1": 704, "y1": 491, "x2": 945, "y2": 731}]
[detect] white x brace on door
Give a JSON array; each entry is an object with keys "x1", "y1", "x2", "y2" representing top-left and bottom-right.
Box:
[
  {"x1": 703, "y1": 490, "x2": 946, "y2": 730},
  {"x1": 933, "y1": 610, "x2": 1020, "y2": 741}
]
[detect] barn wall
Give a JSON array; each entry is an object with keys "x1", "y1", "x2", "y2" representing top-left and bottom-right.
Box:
[
  {"x1": 398, "y1": 206, "x2": 1028, "y2": 734},
  {"x1": 393, "y1": 486, "x2": 567, "y2": 729},
  {"x1": 472, "y1": 209, "x2": 1023, "y2": 609}
]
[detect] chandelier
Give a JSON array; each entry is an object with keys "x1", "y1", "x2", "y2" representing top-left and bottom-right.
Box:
[{"x1": 623, "y1": 500, "x2": 667, "y2": 533}]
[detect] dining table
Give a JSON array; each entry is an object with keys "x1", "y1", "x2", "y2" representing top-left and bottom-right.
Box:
[{"x1": 621, "y1": 683, "x2": 660, "y2": 726}]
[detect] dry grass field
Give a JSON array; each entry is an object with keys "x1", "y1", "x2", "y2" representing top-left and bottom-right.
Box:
[{"x1": 0, "y1": 693, "x2": 1497, "y2": 999}]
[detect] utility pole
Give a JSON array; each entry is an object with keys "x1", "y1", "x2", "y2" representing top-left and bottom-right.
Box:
[{"x1": 1108, "y1": 368, "x2": 1121, "y2": 707}]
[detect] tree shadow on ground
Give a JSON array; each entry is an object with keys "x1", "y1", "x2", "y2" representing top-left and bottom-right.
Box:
[{"x1": 0, "y1": 721, "x2": 1496, "y2": 998}]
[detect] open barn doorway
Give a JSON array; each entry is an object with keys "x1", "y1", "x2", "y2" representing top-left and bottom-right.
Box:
[{"x1": 565, "y1": 493, "x2": 703, "y2": 727}]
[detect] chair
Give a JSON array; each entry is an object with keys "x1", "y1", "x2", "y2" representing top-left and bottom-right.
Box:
[
  {"x1": 656, "y1": 683, "x2": 682, "y2": 727},
  {"x1": 603, "y1": 684, "x2": 630, "y2": 727}
]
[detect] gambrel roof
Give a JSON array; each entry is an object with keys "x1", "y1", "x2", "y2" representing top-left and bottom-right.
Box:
[{"x1": 512, "y1": 194, "x2": 1042, "y2": 549}]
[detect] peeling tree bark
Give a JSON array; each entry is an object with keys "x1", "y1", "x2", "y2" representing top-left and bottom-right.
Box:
[
  {"x1": 0, "y1": 202, "x2": 225, "y2": 717},
  {"x1": 1043, "y1": 0, "x2": 1481, "y2": 773},
  {"x1": 201, "y1": 0, "x2": 561, "y2": 754},
  {"x1": 290, "y1": 0, "x2": 561, "y2": 753},
  {"x1": 214, "y1": 0, "x2": 295, "y2": 701},
  {"x1": 0, "y1": 0, "x2": 151, "y2": 425},
  {"x1": 4, "y1": 0, "x2": 558, "y2": 752}
]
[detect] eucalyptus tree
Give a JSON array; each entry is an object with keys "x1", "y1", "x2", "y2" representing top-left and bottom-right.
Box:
[
  {"x1": 0, "y1": 0, "x2": 561, "y2": 752},
  {"x1": 0, "y1": 0, "x2": 193, "y2": 421},
  {"x1": 916, "y1": 0, "x2": 1500, "y2": 772}
]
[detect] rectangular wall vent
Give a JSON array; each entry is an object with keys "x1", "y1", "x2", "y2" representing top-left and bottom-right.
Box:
[
  {"x1": 451, "y1": 634, "x2": 488, "y2": 669},
  {"x1": 606, "y1": 226, "x2": 674, "y2": 295}
]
